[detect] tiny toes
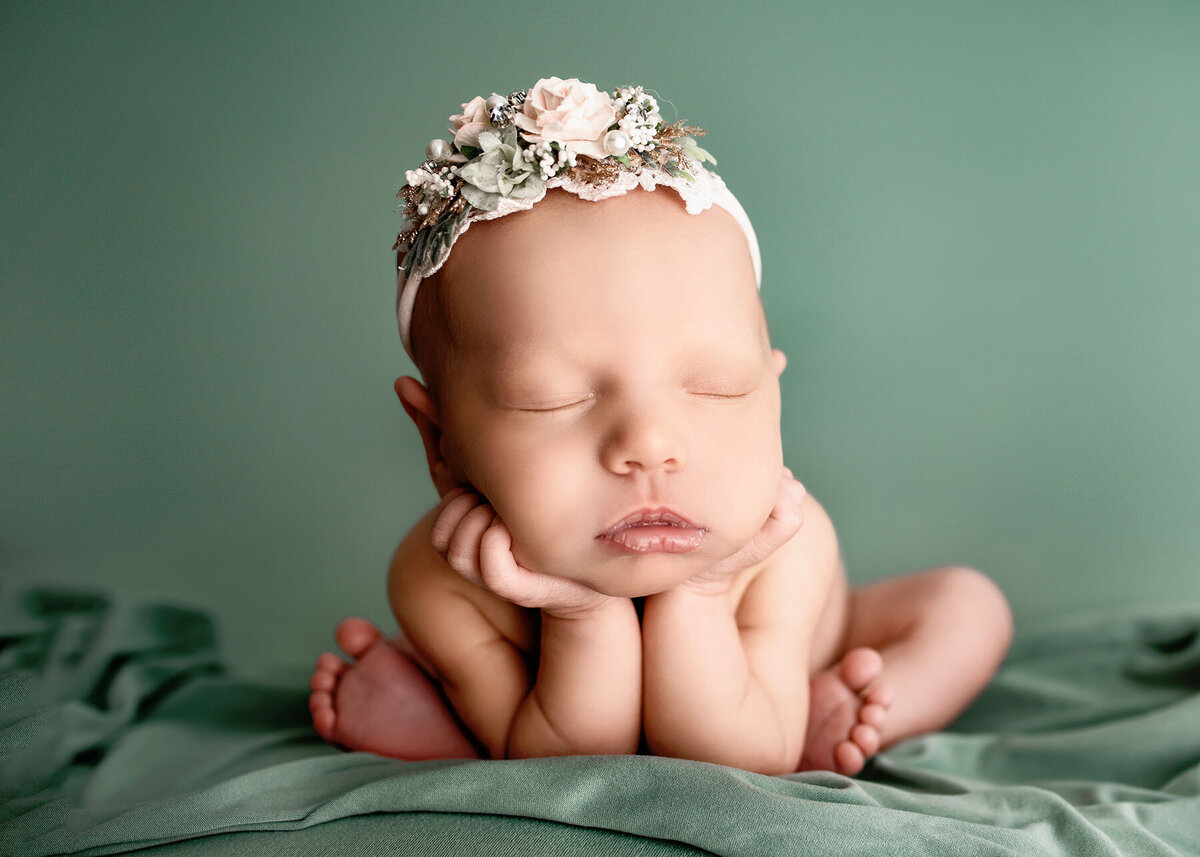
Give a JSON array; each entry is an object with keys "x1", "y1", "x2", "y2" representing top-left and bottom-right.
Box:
[
  {"x1": 834, "y1": 740, "x2": 866, "y2": 776},
  {"x1": 315, "y1": 651, "x2": 344, "y2": 672},
  {"x1": 865, "y1": 682, "x2": 895, "y2": 708},
  {"x1": 335, "y1": 617, "x2": 384, "y2": 659},
  {"x1": 851, "y1": 723, "x2": 880, "y2": 757},
  {"x1": 838, "y1": 647, "x2": 883, "y2": 691},
  {"x1": 312, "y1": 652, "x2": 347, "y2": 692},
  {"x1": 860, "y1": 702, "x2": 887, "y2": 729},
  {"x1": 309, "y1": 690, "x2": 332, "y2": 713},
  {"x1": 312, "y1": 704, "x2": 336, "y2": 737}
]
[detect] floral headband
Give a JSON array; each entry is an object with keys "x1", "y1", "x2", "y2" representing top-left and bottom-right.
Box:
[{"x1": 394, "y1": 76, "x2": 761, "y2": 358}]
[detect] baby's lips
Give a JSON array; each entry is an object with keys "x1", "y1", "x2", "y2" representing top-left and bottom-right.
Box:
[{"x1": 598, "y1": 507, "x2": 704, "y2": 539}]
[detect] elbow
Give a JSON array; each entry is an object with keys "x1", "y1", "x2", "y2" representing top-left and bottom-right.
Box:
[
  {"x1": 643, "y1": 695, "x2": 804, "y2": 774},
  {"x1": 506, "y1": 705, "x2": 640, "y2": 759},
  {"x1": 741, "y1": 744, "x2": 802, "y2": 776},
  {"x1": 506, "y1": 733, "x2": 639, "y2": 759}
]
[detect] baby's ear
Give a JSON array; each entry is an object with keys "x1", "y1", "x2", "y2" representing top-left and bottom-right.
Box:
[
  {"x1": 394, "y1": 376, "x2": 458, "y2": 497},
  {"x1": 772, "y1": 349, "x2": 788, "y2": 376}
]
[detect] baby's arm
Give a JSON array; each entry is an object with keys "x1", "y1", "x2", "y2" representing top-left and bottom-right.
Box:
[
  {"x1": 426, "y1": 489, "x2": 642, "y2": 759},
  {"x1": 642, "y1": 484, "x2": 839, "y2": 775},
  {"x1": 393, "y1": 564, "x2": 532, "y2": 758},
  {"x1": 508, "y1": 596, "x2": 641, "y2": 758}
]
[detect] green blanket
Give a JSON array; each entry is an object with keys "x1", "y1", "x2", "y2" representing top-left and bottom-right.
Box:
[{"x1": 2, "y1": 585, "x2": 1198, "y2": 857}]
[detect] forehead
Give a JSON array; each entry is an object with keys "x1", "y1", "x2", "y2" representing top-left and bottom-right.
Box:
[{"x1": 439, "y1": 188, "x2": 765, "y2": 368}]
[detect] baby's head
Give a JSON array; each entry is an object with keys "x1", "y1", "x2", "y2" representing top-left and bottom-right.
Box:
[{"x1": 393, "y1": 78, "x2": 787, "y2": 596}]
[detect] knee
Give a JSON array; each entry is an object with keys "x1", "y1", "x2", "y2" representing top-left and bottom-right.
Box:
[{"x1": 930, "y1": 566, "x2": 1014, "y2": 650}]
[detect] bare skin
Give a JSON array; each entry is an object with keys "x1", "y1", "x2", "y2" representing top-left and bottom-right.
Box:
[
  {"x1": 311, "y1": 188, "x2": 1014, "y2": 775},
  {"x1": 310, "y1": 615, "x2": 479, "y2": 760},
  {"x1": 311, "y1": 533, "x2": 1008, "y2": 774}
]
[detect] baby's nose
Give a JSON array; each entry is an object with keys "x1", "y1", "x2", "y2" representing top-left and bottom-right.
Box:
[{"x1": 599, "y1": 409, "x2": 686, "y2": 475}]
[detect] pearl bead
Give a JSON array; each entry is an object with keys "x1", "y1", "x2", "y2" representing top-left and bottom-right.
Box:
[
  {"x1": 417, "y1": 203, "x2": 430, "y2": 216},
  {"x1": 485, "y1": 94, "x2": 507, "y2": 112},
  {"x1": 425, "y1": 139, "x2": 452, "y2": 162},
  {"x1": 603, "y1": 130, "x2": 630, "y2": 157}
]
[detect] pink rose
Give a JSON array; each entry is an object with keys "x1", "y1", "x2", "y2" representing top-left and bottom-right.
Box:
[
  {"x1": 514, "y1": 77, "x2": 616, "y2": 160},
  {"x1": 448, "y1": 95, "x2": 491, "y2": 150}
]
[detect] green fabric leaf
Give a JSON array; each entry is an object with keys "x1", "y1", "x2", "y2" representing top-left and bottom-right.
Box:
[
  {"x1": 460, "y1": 183, "x2": 499, "y2": 211},
  {"x1": 680, "y1": 136, "x2": 717, "y2": 166},
  {"x1": 476, "y1": 130, "x2": 501, "y2": 151}
]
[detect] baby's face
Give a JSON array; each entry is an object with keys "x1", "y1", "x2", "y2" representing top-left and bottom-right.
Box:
[{"x1": 433, "y1": 188, "x2": 785, "y2": 597}]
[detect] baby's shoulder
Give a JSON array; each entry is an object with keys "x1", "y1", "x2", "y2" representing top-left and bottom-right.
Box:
[
  {"x1": 387, "y1": 508, "x2": 539, "y2": 656},
  {"x1": 784, "y1": 489, "x2": 842, "y2": 573},
  {"x1": 734, "y1": 490, "x2": 845, "y2": 629}
]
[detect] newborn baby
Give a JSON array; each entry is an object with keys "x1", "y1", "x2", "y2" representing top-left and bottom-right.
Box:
[{"x1": 310, "y1": 78, "x2": 1013, "y2": 776}]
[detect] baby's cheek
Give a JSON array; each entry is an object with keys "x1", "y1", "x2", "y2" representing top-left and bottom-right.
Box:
[
  {"x1": 716, "y1": 437, "x2": 784, "y2": 537},
  {"x1": 485, "y1": 459, "x2": 590, "y2": 574}
]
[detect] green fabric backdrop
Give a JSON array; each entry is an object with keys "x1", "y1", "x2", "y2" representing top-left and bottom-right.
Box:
[{"x1": 3, "y1": 1, "x2": 1199, "y2": 671}]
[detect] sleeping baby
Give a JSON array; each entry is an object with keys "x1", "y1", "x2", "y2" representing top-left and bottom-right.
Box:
[{"x1": 309, "y1": 77, "x2": 1014, "y2": 776}]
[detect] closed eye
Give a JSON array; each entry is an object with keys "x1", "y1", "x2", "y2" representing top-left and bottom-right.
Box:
[
  {"x1": 688, "y1": 388, "x2": 753, "y2": 400},
  {"x1": 683, "y1": 372, "x2": 758, "y2": 401},
  {"x1": 516, "y1": 393, "x2": 597, "y2": 413}
]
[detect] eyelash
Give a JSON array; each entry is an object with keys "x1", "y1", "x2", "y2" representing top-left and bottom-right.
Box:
[
  {"x1": 517, "y1": 393, "x2": 597, "y2": 413},
  {"x1": 515, "y1": 388, "x2": 751, "y2": 412}
]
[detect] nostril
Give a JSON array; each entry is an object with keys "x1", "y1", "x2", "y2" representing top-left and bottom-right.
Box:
[{"x1": 601, "y1": 418, "x2": 685, "y2": 473}]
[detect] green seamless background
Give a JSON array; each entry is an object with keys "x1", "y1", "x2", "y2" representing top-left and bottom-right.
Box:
[{"x1": 3, "y1": 1, "x2": 1199, "y2": 669}]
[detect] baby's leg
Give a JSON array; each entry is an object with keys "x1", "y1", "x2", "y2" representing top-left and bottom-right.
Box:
[
  {"x1": 841, "y1": 566, "x2": 1013, "y2": 750},
  {"x1": 309, "y1": 617, "x2": 480, "y2": 760}
]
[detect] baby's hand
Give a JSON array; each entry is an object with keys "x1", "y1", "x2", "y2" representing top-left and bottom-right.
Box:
[
  {"x1": 430, "y1": 487, "x2": 619, "y2": 618},
  {"x1": 682, "y1": 467, "x2": 807, "y2": 596}
]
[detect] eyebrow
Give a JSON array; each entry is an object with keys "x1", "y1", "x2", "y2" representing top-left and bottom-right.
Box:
[{"x1": 485, "y1": 346, "x2": 578, "y2": 374}]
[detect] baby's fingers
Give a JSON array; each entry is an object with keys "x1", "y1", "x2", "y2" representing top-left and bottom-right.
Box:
[
  {"x1": 753, "y1": 476, "x2": 806, "y2": 553},
  {"x1": 430, "y1": 488, "x2": 479, "y2": 553},
  {"x1": 478, "y1": 521, "x2": 553, "y2": 606},
  {"x1": 443, "y1": 503, "x2": 496, "y2": 584},
  {"x1": 773, "y1": 476, "x2": 807, "y2": 530},
  {"x1": 478, "y1": 520, "x2": 533, "y2": 601}
]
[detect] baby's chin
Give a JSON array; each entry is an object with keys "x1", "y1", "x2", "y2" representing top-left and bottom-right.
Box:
[
  {"x1": 512, "y1": 527, "x2": 759, "y2": 598},
  {"x1": 554, "y1": 550, "x2": 719, "y2": 599}
]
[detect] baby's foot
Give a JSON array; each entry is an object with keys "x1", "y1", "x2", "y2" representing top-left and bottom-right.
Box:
[
  {"x1": 309, "y1": 617, "x2": 479, "y2": 760},
  {"x1": 798, "y1": 647, "x2": 894, "y2": 776}
]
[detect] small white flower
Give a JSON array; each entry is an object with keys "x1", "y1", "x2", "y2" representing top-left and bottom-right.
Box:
[
  {"x1": 405, "y1": 164, "x2": 454, "y2": 197},
  {"x1": 612, "y1": 85, "x2": 662, "y2": 154}
]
